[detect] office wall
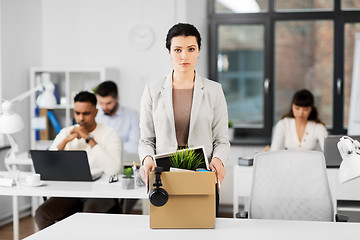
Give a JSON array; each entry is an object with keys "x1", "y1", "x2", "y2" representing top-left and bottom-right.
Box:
[
  {"x1": 0, "y1": 0, "x2": 41, "y2": 225},
  {"x1": 0, "y1": 0, "x2": 208, "y2": 151},
  {"x1": 0, "y1": 0, "x2": 213, "y2": 223},
  {"x1": 41, "y1": 0, "x2": 208, "y2": 112},
  {"x1": 0, "y1": 0, "x2": 258, "y2": 211},
  {"x1": 1, "y1": 0, "x2": 42, "y2": 151}
]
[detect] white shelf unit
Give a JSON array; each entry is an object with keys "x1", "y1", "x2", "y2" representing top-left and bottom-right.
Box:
[{"x1": 29, "y1": 67, "x2": 105, "y2": 150}]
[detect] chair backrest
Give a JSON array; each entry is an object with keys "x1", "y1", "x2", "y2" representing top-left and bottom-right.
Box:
[{"x1": 248, "y1": 150, "x2": 334, "y2": 221}]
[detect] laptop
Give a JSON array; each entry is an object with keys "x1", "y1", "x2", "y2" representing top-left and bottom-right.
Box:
[
  {"x1": 323, "y1": 135, "x2": 360, "y2": 168},
  {"x1": 30, "y1": 150, "x2": 103, "y2": 181}
]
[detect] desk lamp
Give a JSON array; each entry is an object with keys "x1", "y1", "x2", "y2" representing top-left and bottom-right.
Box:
[
  {"x1": 0, "y1": 78, "x2": 57, "y2": 171},
  {"x1": 337, "y1": 136, "x2": 360, "y2": 183}
]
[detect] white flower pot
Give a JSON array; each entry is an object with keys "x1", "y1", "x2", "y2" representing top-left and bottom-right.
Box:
[{"x1": 122, "y1": 177, "x2": 135, "y2": 189}]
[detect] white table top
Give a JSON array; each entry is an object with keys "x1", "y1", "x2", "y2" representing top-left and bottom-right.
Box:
[
  {"x1": 0, "y1": 172, "x2": 147, "y2": 199},
  {"x1": 24, "y1": 213, "x2": 360, "y2": 240}
]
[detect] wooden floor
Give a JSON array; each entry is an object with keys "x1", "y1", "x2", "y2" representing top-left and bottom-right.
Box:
[{"x1": 0, "y1": 216, "x2": 36, "y2": 240}]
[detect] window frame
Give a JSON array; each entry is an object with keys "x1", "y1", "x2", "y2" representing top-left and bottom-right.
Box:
[{"x1": 209, "y1": 0, "x2": 360, "y2": 144}]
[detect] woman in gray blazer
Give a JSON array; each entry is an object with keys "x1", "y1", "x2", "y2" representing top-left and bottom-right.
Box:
[{"x1": 139, "y1": 23, "x2": 230, "y2": 187}]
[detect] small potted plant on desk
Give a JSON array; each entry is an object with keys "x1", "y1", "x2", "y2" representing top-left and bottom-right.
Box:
[{"x1": 122, "y1": 167, "x2": 134, "y2": 189}]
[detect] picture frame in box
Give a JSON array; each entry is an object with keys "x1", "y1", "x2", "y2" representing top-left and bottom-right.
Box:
[{"x1": 153, "y1": 146, "x2": 209, "y2": 171}]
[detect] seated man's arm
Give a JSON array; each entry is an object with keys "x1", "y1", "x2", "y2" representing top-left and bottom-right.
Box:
[
  {"x1": 88, "y1": 130, "x2": 122, "y2": 176},
  {"x1": 49, "y1": 127, "x2": 78, "y2": 150},
  {"x1": 57, "y1": 133, "x2": 79, "y2": 150}
]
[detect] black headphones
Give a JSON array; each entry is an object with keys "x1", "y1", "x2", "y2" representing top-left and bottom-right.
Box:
[{"x1": 149, "y1": 167, "x2": 168, "y2": 207}]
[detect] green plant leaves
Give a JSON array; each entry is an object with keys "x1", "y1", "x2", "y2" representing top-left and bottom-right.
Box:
[
  {"x1": 170, "y1": 148, "x2": 204, "y2": 171},
  {"x1": 123, "y1": 167, "x2": 133, "y2": 178}
]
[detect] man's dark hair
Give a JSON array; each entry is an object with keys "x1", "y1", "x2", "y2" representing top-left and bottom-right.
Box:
[
  {"x1": 96, "y1": 81, "x2": 118, "y2": 98},
  {"x1": 74, "y1": 91, "x2": 97, "y2": 106},
  {"x1": 166, "y1": 23, "x2": 201, "y2": 51}
]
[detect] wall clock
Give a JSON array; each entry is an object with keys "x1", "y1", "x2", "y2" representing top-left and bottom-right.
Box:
[{"x1": 129, "y1": 25, "x2": 155, "y2": 51}]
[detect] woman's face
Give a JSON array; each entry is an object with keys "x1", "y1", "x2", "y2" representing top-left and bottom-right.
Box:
[
  {"x1": 292, "y1": 104, "x2": 312, "y2": 121},
  {"x1": 169, "y1": 36, "x2": 200, "y2": 73}
]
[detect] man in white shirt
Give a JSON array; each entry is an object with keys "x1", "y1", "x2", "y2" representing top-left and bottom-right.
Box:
[
  {"x1": 95, "y1": 81, "x2": 140, "y2": 154},
  {"x1": 34, "y1": 91, "x2": 122, "y2": 230}
]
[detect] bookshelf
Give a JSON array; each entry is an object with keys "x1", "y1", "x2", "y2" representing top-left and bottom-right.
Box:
[{"x1": 29, "y1": 67, "x2": 105, "y2": 150}]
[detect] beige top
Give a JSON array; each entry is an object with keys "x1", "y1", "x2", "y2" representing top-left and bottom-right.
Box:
[
  {"x1": 139, "y1": 72, "x2": 230, "y2": 164},
  {"x1": 172, "y1": 88, "x2": 194, "y2": 146},
  {"x1": 271, "y1": 118, "x2": 328, "y2": 151}
]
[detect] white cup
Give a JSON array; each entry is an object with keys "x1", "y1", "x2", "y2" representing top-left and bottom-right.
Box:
[{"x1": 26, "y1": 174, "x2": 41, "y2": 185}]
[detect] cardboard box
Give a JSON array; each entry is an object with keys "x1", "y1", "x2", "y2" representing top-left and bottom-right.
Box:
[{"x1": 148, "y1": 171, "x2": 216, "y2": 229}]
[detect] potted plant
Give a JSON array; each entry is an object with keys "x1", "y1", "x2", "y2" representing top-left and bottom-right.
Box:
[
  {"x1": 228, "y1": 119, "x2": 234, "y2": 141},
  {"x1": 169, "y1": 147, "x2": 205, "y2": 172},
  {"x1": 153, "y1": 146, "x2": 209, "y2": 172},
  {"x1": 122, "y1": 167, "x2": 135, "y2": 189}
]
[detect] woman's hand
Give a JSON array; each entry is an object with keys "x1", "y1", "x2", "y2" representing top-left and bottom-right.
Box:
[
  {"x1": 140, "y1": 156, "x2": 156, "y2": 185},
  {"x1": 209, "y1": 157, "x2": 226, "y2": 186}
]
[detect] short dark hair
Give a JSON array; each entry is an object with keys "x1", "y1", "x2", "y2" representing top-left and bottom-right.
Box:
[
  {"x1": 166, "y1": 23, "x2": 201, "y2": 51},
  {"x1": 96, "y1": 81, "x2": 118, "y2": 98},
  {"x1": 74, "y1": 91, "x2": 97, "y2": 106}
]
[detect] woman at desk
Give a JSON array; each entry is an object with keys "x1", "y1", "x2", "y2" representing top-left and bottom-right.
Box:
[
  {"x1": 271, "y1": 89, "x2": 328, "y2": 151},
  {"x1": 138, "y1": 23, "x2": 230, "y2": 211}
]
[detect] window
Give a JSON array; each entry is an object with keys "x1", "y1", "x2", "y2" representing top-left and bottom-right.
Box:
[
  {"x1": 344, "y1": 23, "x2": 360, "y2": 126},
  {"x1": 276, "y1": 0, "x2": 333, "y2": 11},
  {"x1": 218, "y1": 25, "x2": 265, "y2": 128},
  {"x1": 215, "y1": 0, "x2": 268, "y2": 13},
  {"x1": 274, "y1": 20, "x2": 334, "y2": 127},
  {"x1": 209, "y1": 0, "x2": 360, "y2": 144},
  {"x1": 342, "y1": 0, "x2": 360, "y2": 10}
]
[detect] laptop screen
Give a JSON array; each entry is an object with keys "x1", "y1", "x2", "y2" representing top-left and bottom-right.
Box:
[
  {"x1": 323, "y1": 135, "x2": 360, "y2": 168},
  {"x1": 30, "y1": 150, "x2": 102, "y2": 181}
]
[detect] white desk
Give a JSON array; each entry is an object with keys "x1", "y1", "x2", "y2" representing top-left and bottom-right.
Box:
[
  {"x1": 24, "y1": 212, "x2": 360, "y2": 240},
  {"x1": 0, "y1": 172, "x2": 147, "y2": 240},
  {"x1": 233, "y1": 165, "x2": 360, "y2": 215}
]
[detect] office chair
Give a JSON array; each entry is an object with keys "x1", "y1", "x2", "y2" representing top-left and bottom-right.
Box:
[{"x1": 236, "y1": 150, "x2": 347, "y2": 222}]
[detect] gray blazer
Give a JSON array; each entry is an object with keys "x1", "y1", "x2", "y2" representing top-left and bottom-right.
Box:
[{"x1": 138, "y1": 72, "x2": 230, "y2": 164}]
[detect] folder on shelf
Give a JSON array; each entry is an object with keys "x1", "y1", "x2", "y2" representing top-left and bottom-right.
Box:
[
  {"x1": 34, "y1": 107, "x2": 40, "y2": 141},
  {"x1": 47, "y1": 110, "x2": 61, "y2": 134},
  {"x1": 38, "y1": 108, "x2": 49, "y2": 140}
]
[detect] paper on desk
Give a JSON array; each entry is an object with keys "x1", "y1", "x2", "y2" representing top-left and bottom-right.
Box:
[{"x1": 0, "y1": 178, "x2": 13, "y2": 187}]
